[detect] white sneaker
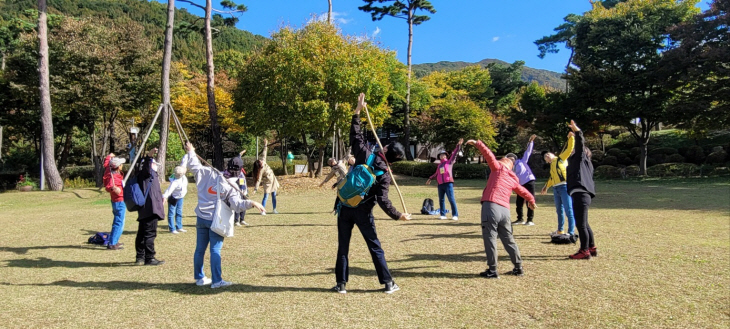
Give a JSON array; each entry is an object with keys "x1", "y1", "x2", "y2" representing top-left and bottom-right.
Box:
[
  {"x1": 241, "y1": 221, "x2": 249, "y2": 226},
  {"x1": 452, "y1": 216, "x2": 459, "y2": 221},
  {"x1": 196, "y1": 277, "x2": 212, "y2": 286},
  {"x1": 211, "y1": 280, "x2": 233, "y2": 289},
  {"x1": 525, "y1": 221, "x2": 535, "y2": 226},
  {"x1": 235, "y1": 222, "x2": 242, "y2": 226},
  {"x1": 439, "y1": 216, "x2": 447, "y2": 220},
  {"x1": 178, "y1": 229, "x2": 187, "y2": 233},
  {"x1": 261, "y1": 211, "x2": 267, "y2": 216},
  {"x1": 170, "y1": 230, "x2": 179, "y2": 234}
]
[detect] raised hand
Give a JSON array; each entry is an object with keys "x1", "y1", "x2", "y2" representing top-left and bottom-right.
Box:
[
  {"x1": 458, "y1": 138, "x2": 464, "y2": 145},
  {"x1": 185, "y1": 142, "x2": 195, "y2": 152},
  {"x1": 568, "y1": 131, "x2": 575, "y2": 138},
  {"x1": 355, "y1": 93, "x2": 366, "y2": 115},
  {"x1": 465, "y1": 139, "x2": 478, "y2": 146},
  {"x1": 529, "y1": 135, "x2": 537, "y2": 143},
  {"x1": 568, "y1": 120, "x2": 580, "y2": 132}
]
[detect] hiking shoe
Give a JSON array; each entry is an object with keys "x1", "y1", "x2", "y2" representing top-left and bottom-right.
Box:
[
  {"x1": 107, "y1": 244, "x2": 124, "y2": 250},
  {"x1": 512, "y1": 220, "x2": 525, "y2": 225},
  {"x1": 170, "y1": 230, "x2": 179, "y2": 234},
  {"x1": 196, "y1": 277, "x2": 212, "y2": 286},
  {"x1": 273, "y1": 209, "x2": 279, "y2": 214},
  {"x1": 589, "y1": 246, "x2": 598, "y2": 257},
  {"x1": 178, "y1": 229, "x2": 187, "y2": 233},
  {"x1": 211, "y1": 280, "x2": 233, "y2": 289},
  {"x1": 569, "y1": 250, "x2": 591, "y2": 260},
  {"x1": 384, "y1": 281, "x2": 400, "y2": 294},
  {"x1": 525, "y1": 221, "x2": 535, "y2": 226},
  {"x1": 332, "y1": 282, "x2": 347, "y2": 294},
  {"x1": 439, "y1": 216, "x2": 447, "y2": 220},
  {"x1": 145, "y1": 258, "x2": 165, "y2": 266},
  {"x1": 479, "y1": 269, "x2": 499, "y2": 279},
  {"x1": 451, "y1": 216, "x2": 459, "y2": 221},
  {"x1": 135, "y1": 259, "x2": 145, "y2": 266},
  {"x1": 508, "y1": 267, "x2": 524, "y2": 276}
]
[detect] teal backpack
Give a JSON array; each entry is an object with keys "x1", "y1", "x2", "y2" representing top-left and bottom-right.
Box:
[{"x1": 337, "y1": 149, "x2": 385, "y2": 208}]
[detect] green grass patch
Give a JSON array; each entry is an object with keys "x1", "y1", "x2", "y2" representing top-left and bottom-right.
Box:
[{"x1": 0, "y1": 177, "x2": 728, "y2": 328}]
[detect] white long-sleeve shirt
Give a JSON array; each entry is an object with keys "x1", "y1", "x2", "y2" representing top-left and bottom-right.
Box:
[
  {"x1": 182, "y1": 151, "x2": 254, "y2": 221},
  {"x1": 162, "y1": 175, "x2": 188, "y2": 200}
]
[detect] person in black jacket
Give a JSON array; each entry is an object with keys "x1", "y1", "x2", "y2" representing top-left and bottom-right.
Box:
[
  {"x1": 332, "y1": 93, "x2": 411, "y2": 294},
  {"x1": 135, "y1": 148, "x2": 165, "y2": 266},
  {"x1": 566, "y1": 120, "x2": 597, "y2": 260}
]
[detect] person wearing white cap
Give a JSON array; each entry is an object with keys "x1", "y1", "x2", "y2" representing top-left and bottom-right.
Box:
[{"x1": 103, "y1": 153, "x2": 127, "y2": 250}]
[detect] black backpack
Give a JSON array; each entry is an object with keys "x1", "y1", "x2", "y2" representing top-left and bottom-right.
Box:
[
  {"x1": 551, "y1": 233, "x2": 578, "y2": 244},
  {"x1": 421, "y1": 198, "x2": 434, "y2": 215},
  {"x1": 88, "y1": 232, "x2": 110, "y2": 246}
]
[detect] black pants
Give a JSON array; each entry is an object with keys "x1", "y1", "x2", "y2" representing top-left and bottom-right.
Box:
[
  {"x1": 333, "y1": 197, "x2": 340, "y2": 211},
  {"x1": 335, "y1": 206, "x2": 393, "y2": 285},
  {"x1": 571, "y1": 192, "x2": 595, "y2": 251},
  {"x1": 515, "y1": 180, "x2": 536, "y2": 222},
  {"x1": 135, "y1": 217, "x2": 158, "y2": 261}
]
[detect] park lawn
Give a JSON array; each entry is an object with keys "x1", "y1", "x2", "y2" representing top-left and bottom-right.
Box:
[{"x1": 0, "y1": 176, "x2": 728, "y2": 328}]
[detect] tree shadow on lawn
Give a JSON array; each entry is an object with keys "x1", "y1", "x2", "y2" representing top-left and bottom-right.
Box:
[
  {"x1": 400, "y1": 231, "x2": 482, "y2": 242},
  {"x1": 80, "y1": 229, "x2": 136, "y2": 236},
  {"x1": 2, "y1": 280, "x2": 328, "y2": 295},
  {"x1": 248, "y1": 224, "x2": 335, "y2": 228},
  {"x1": 3, "y1": 257, "x2": 135, "y2": 268},
  {"x1": 265, "y1": 265, "x2": 476, "y2": 280},
  {"x1": 65, "y1": 189, "x2": 103, "y2": 199},
  {"x1": 401, "y1": 221, "x2": 480, "y2": 227},
  {"x1": 391, "y1": 251, "x2": 568, "y2": 263},
  {"x1": 0, "y1": 245, "x2": 102, "y2": 255}
]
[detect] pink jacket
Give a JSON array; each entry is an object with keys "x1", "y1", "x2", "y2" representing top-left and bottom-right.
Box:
[
  {"x1": 475, "y1": 141, "x2": 535, "y2": 209},
  {"x1": 429, "y1": 144, "x2": 461, "y2": 185}
]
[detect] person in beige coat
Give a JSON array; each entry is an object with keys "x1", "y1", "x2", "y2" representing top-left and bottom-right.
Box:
[{"x1": 252, "y1": 138, "x2": 280, "y2": 215}]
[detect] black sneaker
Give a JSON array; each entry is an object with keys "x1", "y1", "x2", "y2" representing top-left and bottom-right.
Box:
[
  {"x1": 331, "y1": 282, "x2": 346, "y2": 294},
  {"x1": 145, "y1": 258, "x2": 165, "y2": 266},
  {"x1": 135, "y1": 259, "x2": 145, "y2": 266},
  {"x1": 384, "y1": 281, "x2": 400, "y2": 294},
  {"x1": 479, "y1": 269, "x2": 499, "y2": 279},
  {"x1": 508, "y1": 267, "x2": 524, "y2": 276}
]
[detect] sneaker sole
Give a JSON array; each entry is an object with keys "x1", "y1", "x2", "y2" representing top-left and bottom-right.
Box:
[{"x1": 384, "y1": 287, "x2": 400, "y2": 294}]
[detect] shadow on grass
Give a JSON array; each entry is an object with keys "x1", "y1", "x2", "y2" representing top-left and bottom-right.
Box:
[
  {"x1": 248, "y1": 224, "x2": 335, "y2": 228},
  {"x1": 402, "y1": 222, "x2": 479, "y2": 227},
  {"x1": 400, "y1": 231, "x2": 482, "y2": 242},
  {"x1": 0, "y1": 245, "x2": 102, "y2": 255},
  {"x1": 3, "y1": 257, "x2": 135, "y2": 268},
  {"x1": 265, "y1": 265, "x2": 476, "y2": 279},
  {"x1": 2, "y1": 280, "x2": 329, "y2": 295},
  {"x1": 80, "y1": 229, "x2": 136, "y2": 236},
  {"x1": 65, "y1": 189, "x2": 103, "y2": 199}
]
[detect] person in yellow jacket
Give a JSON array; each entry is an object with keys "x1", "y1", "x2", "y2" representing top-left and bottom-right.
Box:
[{"x1": 541, "y1": 132, "x2": 576, "y2": 236}]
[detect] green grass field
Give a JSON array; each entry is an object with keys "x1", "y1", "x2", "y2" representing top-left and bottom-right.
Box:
[{"x1": 0, "y1": 176, "x2": 728, "y2": 328}]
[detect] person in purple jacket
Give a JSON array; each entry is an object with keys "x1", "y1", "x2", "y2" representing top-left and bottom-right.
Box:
[
  {"x1": 426, "y1": 139, "x2": 463, "y2": 220},
  {"x1": 506, "y1": 135, "x2": 537, "y2": 226}
]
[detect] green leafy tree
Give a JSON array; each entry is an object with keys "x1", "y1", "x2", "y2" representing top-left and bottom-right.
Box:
[
  {"x1": 234, "y1": 22, "x2": 395, "y2": 177},
  {"x1": 359, "y1": 0, "x2": 436, "y2": 160},
  {"x1": 568, "y1": 0, "x2": 699, "y2": 174}
]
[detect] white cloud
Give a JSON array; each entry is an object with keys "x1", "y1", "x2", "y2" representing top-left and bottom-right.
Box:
[
  {"x1": 372, "y1": 27, "x2": 381, "y2": 38},
  {"x1": 492, "y1": 36, "x2": 500, "y2": 42},
  {"x1": 314, "y1": 11, "x2": 351, "y2": 25}
]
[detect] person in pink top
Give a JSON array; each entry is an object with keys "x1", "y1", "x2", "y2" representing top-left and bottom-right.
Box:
[
  {"x1": 466, "y1": 139, "x2": 537, "y2": 279},
  {"x1": 426, "y1": 139, "x2": 463, "y2": 220}
]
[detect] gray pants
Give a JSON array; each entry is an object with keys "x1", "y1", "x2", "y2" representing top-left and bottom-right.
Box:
[{"x1": 481, "y1": 202, "x2": 522, "y2": 271}]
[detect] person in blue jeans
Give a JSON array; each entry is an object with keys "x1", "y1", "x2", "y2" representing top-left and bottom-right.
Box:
[
  {"x1": 103, "y1": 154, "x2": 126, "y2": 250},
  {"x1": 162, "y1": 166, "x2": 188, "y2": 234},
  {"x1": 541, "y1": 132, "x2": 576, "y2": 236},
  {"x1": 182, "y1": 142, "x2": 265, "y2": 289},
  {"x1": 426, "y1": 139, "x2": 463, "y2": 220}
]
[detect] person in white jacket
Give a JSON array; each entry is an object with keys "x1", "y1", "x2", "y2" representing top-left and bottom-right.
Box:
[
  {"x1": 182, "y1": 142, "x2": 265, "y2": 289},
  {"x1": 162, "y1": 166, "x2": 189, "y2": 234}
]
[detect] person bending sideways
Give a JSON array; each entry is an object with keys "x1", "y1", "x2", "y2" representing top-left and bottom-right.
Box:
[
  {"x1": 332, "y1": 93, "x2": 411, "y2": 294},
  {"x1": 426, "y1": 139, "x2": 463, "y2": 221},
  {"x1": 506, "y1": 134, "x2": 537, "y2": 226},
  {"x1": 566, "y1": 120, "x2": 598, "y2": 260},
  {"x1": 466, "y1": 139, "x2": 537, "y2": 279},
  {"x1": 182, "y1": 142, "x2": 266, "y2": 289}
]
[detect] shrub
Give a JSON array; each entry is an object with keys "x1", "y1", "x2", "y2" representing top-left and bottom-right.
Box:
[
  {"x1": 63, "y1": 177, "x2": 96, "y2": 189},
  {"x1": 591, "y1": 150, "x2": 605, "y2": 163},
  {"x1": 705, "y1": 150, "x2": 728, "y2": 164},
  {"x1": 630, "y1": 147, "x2": 642, "y2": 157},
  {"x1": 624, "y1": 165, "x2": 641, "y2": 177},
  {"x1": 606, "y1": 148, "x2": 622, "y2": 157},
  {"x1": 617, "y1": 153, "x2": 633, "y2": 166},
  {"x1": 61, "y1": 166, "x2": 96, "y2": 180},
  {"x1": 710, "y1": 167, "x2": 730, "y2": 176},
  {"x1": 594, "y1": 165, "x2": 623, "y2": 179},
  {"x1": 646, "y1": 163, "x2": 699, "y2": 178},
  {"x1": 16, "y1": 175, "x2": 38, "y2": 189},
  {"x1": 666, "y1": 154, "x2": 686, "y2": 163},
  {"x1": 390, "y1": 161, "x2": 490, "y2": 179},
  {"x1": 685, "y1": 145, "x2": 705, "y2": 164},
  {"x1": 651, "y1": 154, "x2": 666, "y2": 165},
  {"x1": 649, "y1": 147, "x2": 678, "y2": 156},
  {"x1": 601, "y1": 156, "x2": 618, "y2": 166}
]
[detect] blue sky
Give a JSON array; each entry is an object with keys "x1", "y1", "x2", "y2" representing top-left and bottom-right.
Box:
[{"x1": 174, "y1": 0, "x2": 711, "y2": 73}]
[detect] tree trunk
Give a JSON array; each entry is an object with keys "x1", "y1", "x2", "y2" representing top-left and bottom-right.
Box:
[
  {"x1": 58, "y1": 131, "x2": 72, "y2": 169},
  {"x1": 37, "y1": 0, "x2": 63, "y2": 191},
  {"x1": 1, "y1": 51, "x2": 5, "y2": 71},
  {"x1": 403, "y1": 15, "x2": 414, "y2": 160},
  {"x1": 302, "y1": 132, "x2": 315, "y2": 178},
  {"x1": 158, "y1": 0, "x2": 175, "y2": 181},
  {"x1": 205, "y1": 0, "x2": 224, "y2": 170},
  {"x1": 639, "y1": 139, "x2": 648, "y2": 176},
  {"x1": 317, "y1": 145, "x2": 325, "y2": 177},
  {"x1": 327, "y1": 0, "x2": 333, "y2": 24}
]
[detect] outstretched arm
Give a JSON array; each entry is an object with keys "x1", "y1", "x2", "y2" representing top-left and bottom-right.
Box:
[
  {"x1": 350, "y1": 93, "x2": 368, "y2": 160},
  {"x1": 568, "y1": 120, "x2": 584, "y2": 157},
  {"x1": 559, "y1": 133, "x2": 575, "y2": 161},
  {"x1": 448, "y1": 139, "x2": 463, "y2": 164},
  {"x1": 467, "y1": 140, "x2": 500, "y2": 172},
  {"x1": 522, "y1": 135, "x2": 535, "y2": 163}
]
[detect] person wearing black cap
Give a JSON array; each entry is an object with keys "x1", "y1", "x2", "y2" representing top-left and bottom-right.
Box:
[
  {"x1": 332, "y1": 93, "x2": 411, "y2": 294},
  {"x1": 426, "y1": 139, "x2": 463, "y2": 220}
]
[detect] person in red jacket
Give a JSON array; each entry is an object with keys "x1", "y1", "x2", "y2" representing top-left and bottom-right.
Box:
[
  {"x1": 103, "y1": 153, "x2": 126, "y2": 250},
  {"x1": 466, "y1": 139, "x2": 537, "y2": 279}
]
